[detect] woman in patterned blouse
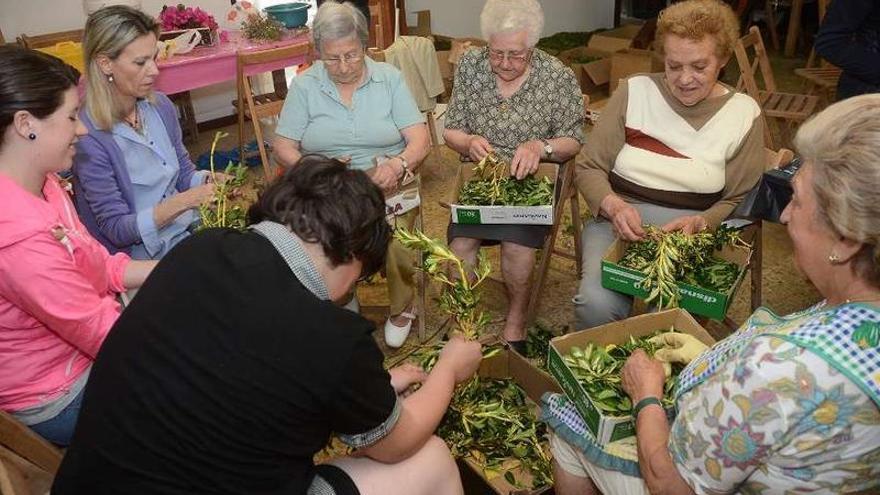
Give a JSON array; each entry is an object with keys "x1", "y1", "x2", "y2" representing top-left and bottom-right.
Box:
[
  {"x1": 544, "y1": 95, "x2": 880, "y2": 495},
  {"x1": 442, "y1": 0, "x2": 584, "y2": 351}
]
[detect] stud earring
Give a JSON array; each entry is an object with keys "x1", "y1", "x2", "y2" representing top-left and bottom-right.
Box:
[
  {"x1": 28, "y1": 133, "x2": 36, "y2": 140},
  {"x1": 829, "y1": 252, "x2": 841, "y2": 264},
  {"x1": 107, "y1": 74, "x2": 114, "y2": 83}
]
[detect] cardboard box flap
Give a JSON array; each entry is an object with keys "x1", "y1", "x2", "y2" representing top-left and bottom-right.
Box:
[
  {"x1": 587, "y1": 34, "x2": 635, "y2": 54},
  {"x1": 583, "y1": 57, "x2": 612, "y2": 85}
]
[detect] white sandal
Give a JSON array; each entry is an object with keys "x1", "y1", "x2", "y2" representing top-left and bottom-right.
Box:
[{"x1": 384, "y1": 310, "x2": 416, "y2": 348}]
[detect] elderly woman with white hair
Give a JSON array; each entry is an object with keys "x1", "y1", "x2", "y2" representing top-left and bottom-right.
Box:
[
  {"x1": 443, "y1": 0, "x2": 584, "y2": 352},
  {"x1": 274, "y1": 1, "x2": 430, "y2": 348},
  {"x1": 544, "y1": 95, "x2": 880, "y2": 494}
]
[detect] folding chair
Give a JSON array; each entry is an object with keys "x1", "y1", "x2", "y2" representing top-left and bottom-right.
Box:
[
  {"x1": 16, "y1": 29, "x2": 83, "y2": 48},
  {"x1": 734, "y1": 26, "x2": 819, "y2": 148},
  {"x1": 794, "y1": 0, "x2": 841, "y2": 106},
  {"x1": 0, "y1": 409, "x2": 63, "y2": 474},
  {"x1": 525, "y1": 158, "x2": 584, "y2": 325},
  {"x1": 235, "y1": 42, "x2": 312, "y2": 179},
  {"x1": 366, "y1": 47, "x2": 441, "y2": 147},
  {"x1": 721, "y1": 146, "x2": 794, "y2": 331}
]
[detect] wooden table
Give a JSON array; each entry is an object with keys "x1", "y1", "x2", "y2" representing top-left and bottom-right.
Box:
[{"x1": 155, "y1": 31, "x2": 311, "y2": 95}]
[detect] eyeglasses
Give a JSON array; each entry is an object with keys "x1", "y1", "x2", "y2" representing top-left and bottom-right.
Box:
[
  {"x1": 322, "y1": 52, "x2": 365, "y2": 67},
  {"x1": 488, "y1": 48, "x2": 531, "y2": 64}
]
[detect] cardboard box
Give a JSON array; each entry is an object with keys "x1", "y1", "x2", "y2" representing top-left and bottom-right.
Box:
[
  {"x1": 601, "y1": 240, "x2": 751, "y2": 320},
  {"x1": 547, "y1": 309, "x2": 715, "y2": 445},
  {"x1": 449, "y1": 163, "x2": 558, "y2": 225},
  {"x1": 557, "y1": 23, "x2": 647, "y2": 96},
  {"x1": 465, "y1": 349, "x2": 561, "y2": 495},
  {"x1": 609, "y1": 48, "x2": 664, "y2": 93}
]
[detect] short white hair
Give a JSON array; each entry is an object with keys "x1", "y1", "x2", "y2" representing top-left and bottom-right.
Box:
[
  {"x1": 312, "y1": 1, "x2": 368, "y2": 54},
  {"x1": 480, "y1": 0, "x2": 544, "y2": 47}
]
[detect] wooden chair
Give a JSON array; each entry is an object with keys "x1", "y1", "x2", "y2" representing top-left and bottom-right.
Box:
[
  {"x1": 367, "y1": 47, "x2": 441, "y2": 147},
  {"x1": 0, "y1": 409, "x2": 62, "y2": 475},
  {"x1": 235, "y1": 42, "x2": 312, "y2": 179},
  {"x1": 16, "y1": 29, "x2": 83, "y2": 49},
  {"x1": 721, "y1": 146, "x2": 794, "y2": 331},
  {"x1": 525, "y1": 157, "x2": 584, "y2": 326},
  {"x1": 734, "y1": 26, "x2": 819, "y2": 148},
  {"x1": 794, "y1": 0, "x2": 841, "y2": 105}
]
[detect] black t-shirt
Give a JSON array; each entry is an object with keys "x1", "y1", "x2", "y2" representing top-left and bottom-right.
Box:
[{"x1": 52, "y1": 229, "x2": 397, "y2": 494}]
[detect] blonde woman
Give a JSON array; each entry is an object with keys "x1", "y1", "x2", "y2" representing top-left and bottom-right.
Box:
[
  {"x1": 74, "y1": 5, "x2": 216, "y2": 260},
  {"x1": 546, "y1": 94, "x2": 880, "y2": 494}
]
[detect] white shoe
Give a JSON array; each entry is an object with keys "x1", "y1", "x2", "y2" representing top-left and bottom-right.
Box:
[
  {"x1": 342, "y1": 293, "x2": 360, "y2": 313},
  {"x1": 384, "y1": 311, "x2": 416, "y2": 348}
]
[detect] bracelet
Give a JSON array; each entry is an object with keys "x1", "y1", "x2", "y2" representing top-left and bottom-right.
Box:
[{"x1": 633, "y1": 396, "x2": 663, "y2": 418}]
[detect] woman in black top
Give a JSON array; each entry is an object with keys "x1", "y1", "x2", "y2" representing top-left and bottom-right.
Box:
[{"x1": 52, "y1": 157, "x2": 482, "y2": 495}]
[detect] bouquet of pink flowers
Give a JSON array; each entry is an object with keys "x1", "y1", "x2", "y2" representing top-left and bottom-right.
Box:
[{"x1": 158, "y1": 4, "x2": 219, "y2": 31}]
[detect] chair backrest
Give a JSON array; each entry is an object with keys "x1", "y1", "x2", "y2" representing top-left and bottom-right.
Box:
[
  {"x1": 236, "y1": 42, "x2": 312, "y2": 119},
  {"x1": 734, "y1": 26, "x2": 777, "y2": 98},
  {"x1": 765, "y1": 147, "x2": 794, "y2": 171},
  {"x1": 17, "y1": 29, "x2": 83, "y2": 49},
  {"x1": 367, "y1": 47, "x2": 386, "y2": 62},
  {"x1": 0, "y1": 409, "x2": 62, "y2": 475}
]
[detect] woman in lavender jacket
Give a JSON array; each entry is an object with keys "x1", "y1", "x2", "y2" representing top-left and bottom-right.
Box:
[{"x1": 73, "y1": 6, "x2": 216, "y2": 259}]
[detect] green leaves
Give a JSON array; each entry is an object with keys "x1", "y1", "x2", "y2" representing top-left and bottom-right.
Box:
[
  {"x1": 438, "y1": 377, "x2": 552, "y2": 490},
  {"x1": 458, "y1": 153, "x2": 553, "y2": 207},
  {"x1": 619, "y1": 225, "x2": 750, "y2": 308},
  {"x1": 563, "y1": 333, "x2": 682, "y2": 416},
  {"x1": 198, "y1": 132, "x2": 249, "y2": 231},
  {"x1": 394, "y1": 228, "x2": 492, "y2": 340}
]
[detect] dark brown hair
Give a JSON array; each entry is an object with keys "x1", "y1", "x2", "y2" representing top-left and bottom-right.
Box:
[
  {"x1": 248, "y1": 155, "x2": 391, "y2": 277},
  {"x1": 0, "y1": 45, "x2": 81, "y2": 148}
]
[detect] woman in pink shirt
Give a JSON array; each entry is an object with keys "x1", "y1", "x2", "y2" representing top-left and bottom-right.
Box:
[{"x1": 0, "y1": 46, "x2": 156, "y2": 445}]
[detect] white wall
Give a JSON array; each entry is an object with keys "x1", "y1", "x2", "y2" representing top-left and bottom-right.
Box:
[
  {"x1": 0, "y1": 0, "x2": 614, "y2": 122},
  {"x1": 403, "y1": 0, "x2": 614, "y2": 39},
  {"x1": 0, "y1": 0, "x2": 239, "y2": 122}
]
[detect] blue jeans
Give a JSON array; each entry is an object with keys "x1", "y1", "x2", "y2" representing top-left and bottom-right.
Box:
[{"x1": 28, "y1": 388, "x2": 85, "y2": 447}]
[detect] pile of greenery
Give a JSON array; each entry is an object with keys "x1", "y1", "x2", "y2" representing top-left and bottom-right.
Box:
[
  {"x1": 394, "y1": 228, "x2": 551, "y2": 489},
  {"x1": 535, "y1": 31, "x2": 591, "y2": 55},
  {"x1": 562, "y1": 334, "x2": 681, "y2": 416},
  {"x1": 619, "y1": 225, "x2": 750, "y2": 308},
  {"x1": 458, "y1": 153, "x2": 553, "y2": 207},
  {"x1": 439, "y1": 378, "x2": 552, "y2": 489},
  {"x1": 240, "y1": 13, "x2": 285, "y2": 41}
]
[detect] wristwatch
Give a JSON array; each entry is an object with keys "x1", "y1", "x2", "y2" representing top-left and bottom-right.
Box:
[{"x1": 540, "y1": 139, "x2": 553, "y2": 159}]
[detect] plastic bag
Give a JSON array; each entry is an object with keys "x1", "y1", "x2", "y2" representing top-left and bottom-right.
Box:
[
  {"x1": 733, "y1": 156, "x2": 802, "y2": 223},
  {"x1": 157, "y1": 29, "x2": 202, "y2": 60}
]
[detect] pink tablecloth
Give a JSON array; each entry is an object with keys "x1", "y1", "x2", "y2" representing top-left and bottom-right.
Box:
[{"x1": 155, "y1": 31, "x2": 311, "y2": 95}]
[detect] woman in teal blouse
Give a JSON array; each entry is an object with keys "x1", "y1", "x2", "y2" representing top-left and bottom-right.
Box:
[{"x1": 273, "y1": 1, "x2": 430, "y2": 348}]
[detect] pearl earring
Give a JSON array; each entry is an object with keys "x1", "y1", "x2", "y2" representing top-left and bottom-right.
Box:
[
  {"x1": 28, "y1": 133, "x2": 36, "y2": 140},
  {"x1": 828, "y1": 252, "x2": 841, "y2": 264},
  {"x1": 107, "y1": 74, "x2": 114, "y2": 83}
]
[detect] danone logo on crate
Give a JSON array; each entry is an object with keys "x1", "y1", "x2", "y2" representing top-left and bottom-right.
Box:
[{"x1": 600, "y1": 240, "x2": 750, "y2": 320}]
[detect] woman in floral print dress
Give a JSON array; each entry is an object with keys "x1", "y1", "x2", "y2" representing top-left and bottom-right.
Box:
[
  {"x1": 442, "y1": 0, "x2": 584, "y2": 351},
  {"x1": 542, "y1": 95, "x2": 880, "y2": 494}
]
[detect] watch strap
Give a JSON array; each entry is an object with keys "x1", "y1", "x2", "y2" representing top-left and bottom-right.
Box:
[{"x1": 633, "y1": 396, "x2": 663, "y2": 418}]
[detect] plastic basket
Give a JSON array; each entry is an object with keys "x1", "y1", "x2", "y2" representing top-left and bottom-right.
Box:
[{"x1": 35, "y1": 41, "x2": 85, "y2": 73}]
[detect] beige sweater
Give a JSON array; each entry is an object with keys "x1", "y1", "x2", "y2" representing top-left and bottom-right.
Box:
[{"x1": 576, "y1": 73, "x2": 765, "y2": 228}]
